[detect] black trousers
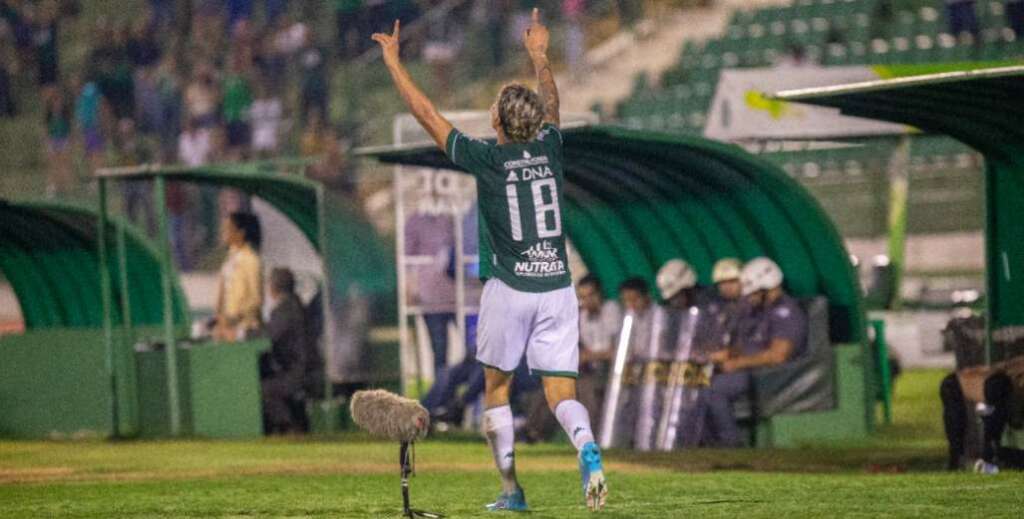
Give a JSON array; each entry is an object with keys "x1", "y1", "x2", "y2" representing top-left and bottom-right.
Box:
[{"x1": 940, "y1": 372, "x2": 1024, "y2": 469}]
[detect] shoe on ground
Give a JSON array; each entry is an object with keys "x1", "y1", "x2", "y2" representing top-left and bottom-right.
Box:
[
  {"x1": 579, "y1": 442, "x2": 608, "y2": 511},
  {"x1": 973, "y1": 459, "x2": 999, "y2": 475},
  {"x1": 485, "y1": 486, "x2": 528, "y2": 512}
]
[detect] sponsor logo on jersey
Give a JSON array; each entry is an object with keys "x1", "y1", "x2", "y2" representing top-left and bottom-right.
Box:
[
  {"x1": 506, "y1": 171, "x2": 519, "y2": 182},
  {"x1": 515, "y1": 240, "x2": 566, "y2": 277},
  {"x1": 503, "y1": 154, "x2": 550, "y2": 170}
]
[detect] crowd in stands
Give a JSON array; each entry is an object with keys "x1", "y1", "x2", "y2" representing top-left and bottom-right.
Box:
[{"x1": 419, "y1": 255, "x2": 810, "y2": 449}]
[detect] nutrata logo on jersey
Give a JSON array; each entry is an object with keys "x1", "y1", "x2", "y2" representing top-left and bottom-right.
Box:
[{"x1": 515, "y1": 240, "x2": 566, "y2": 277}]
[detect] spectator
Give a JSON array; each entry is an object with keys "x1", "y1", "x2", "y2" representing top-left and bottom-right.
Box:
[
  {"x1": 74, "y1": 77, "x2": 107, "y2": 171},
  {"x1": 117, "y1": 119, "x2": 156, "y2": 234},
  {"x1": 1008, "y1": 0, "x2": 1024, "y2": 38},
  {"x1": 562, "y1": 0, "x2": 585, "y2": 74},
  {"x1": 298, "y1": 33, "x2": 328, "y2": 126},
  {"x1": 299, "y1": 109, "x2": 329, "y2": 156},
  {"x1": 945, "y1": 0, "x2": 980, "y2": 39},
  {"x1": 249, "y1": 79, "x2": 283, "y2": 157},
  {"x1": 179, "y1": 117, "x2": 214, "y2": 167},
  {"x1": 43, "y1": 88, "x2": 71, "y2": 197},
  {"x1": 0, "y1": 51, "x2": 14, "y2": 117},
  {"x1": 940, "y1": 356, "x2": 1024, "y2": 472},
  {"x1": 334, "y1": 0, "x2": 363, "y2": 58},
  {"x1": 307, "y1": 127, "x2": 354, "y2": 193},
  {"x1": 128, "y1": 15, "x2": 161, "y2": 69},
  {"x1": 95, "y1": 24, "x2": 136, "y2": 120},
  {"x1": 213, "y1": 211, "x2": 263, "y2": 342},
  {"x1": 222, "y1": 54, "x2": 253, "y2": 159},
  {"x1": 184, "y1": 63, "x2": 219, "y2": 128},
  {"x1": 33, "y1": 0, "x2": 60, "y2": 97},
  {"x1": 706, "y1": 257, "x2": 806, "y2": 447},
  {"x1": 261, "y1": 267, "x2": 310, "y2": 434},
  {"x1": 264, "y1": 0, "x2": 289, "y2": 25},
  {"x1": 153, "y1": 55, "x2": 183, "y2": 161},
  {"x1": 227, "y1": 0, "x2": 254, "y2": 31},
  {"x1": 576, "y1": 274, "x2": 622, "y2": 424},
  {"x1": 166, "y1": 180, "x2": 193, "y2": 270}
]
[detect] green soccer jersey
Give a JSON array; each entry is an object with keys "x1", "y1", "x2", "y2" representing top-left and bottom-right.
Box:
[{"x1": 445, "y1": 124, "x2": 572, "y2": 293}]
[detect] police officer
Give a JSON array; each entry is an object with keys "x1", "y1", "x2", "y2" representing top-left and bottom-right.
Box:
[
  {"x1": 700, "y1": 258, "x2": 745, "y2": 358},
  {"x1": 656, "y1": 259, "x2": 698, "y2": 310},
  {"x1": 706, "y1": 257, "x2": 807, "y2": 447}
]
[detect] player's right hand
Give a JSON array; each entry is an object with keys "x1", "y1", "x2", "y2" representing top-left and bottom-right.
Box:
[
  {"x1": 372, "y1": 19, "x2": 401, "y2": 66},
  {"x1": 524, "y1": 8, "x2": 549, "y2": 59}
]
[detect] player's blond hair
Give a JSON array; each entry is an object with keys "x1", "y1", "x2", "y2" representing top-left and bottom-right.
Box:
[{"x1": 496, "y1": 83, "x2": 544, "y2": 143}]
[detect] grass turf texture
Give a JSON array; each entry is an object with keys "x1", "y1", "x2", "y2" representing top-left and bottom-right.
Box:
[{"x1": 2, "y1": 369, "x2": 1022, "y2": 518}]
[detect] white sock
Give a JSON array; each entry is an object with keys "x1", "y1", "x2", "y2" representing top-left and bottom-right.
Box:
[
  {"x1": 554, "y1": 400, "x2": 596, "y2": 452},
  {"x1": 483, "y1": 405, "x2": 519, "y2": 494}
]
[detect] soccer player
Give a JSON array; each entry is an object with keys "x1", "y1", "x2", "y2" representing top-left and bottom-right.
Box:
[{"x1": 372, "y1": 8, "x2": 607, "y2": 512}]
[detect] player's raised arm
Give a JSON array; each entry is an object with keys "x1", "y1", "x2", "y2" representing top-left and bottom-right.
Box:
[
  {"x1": 372, "y1": 20, "x2": 453, "y2": 151},
  {"x1": 525, "y1": 8, "x2": 559, "y2": 127}
]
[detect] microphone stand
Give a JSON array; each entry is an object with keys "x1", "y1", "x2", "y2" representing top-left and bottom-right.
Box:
[{"x1": 400, "y1": 441, "x2": 444, "y2": 518}]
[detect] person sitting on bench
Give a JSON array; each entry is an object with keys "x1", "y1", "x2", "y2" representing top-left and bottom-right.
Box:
[{"x1": 706, "y1": 257, "x2": 806, "y2": 447}]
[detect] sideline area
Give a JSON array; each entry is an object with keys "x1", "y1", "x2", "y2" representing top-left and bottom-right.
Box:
[{"x1": 2, "y1": 370, "x2": 1022, "y2": 517}]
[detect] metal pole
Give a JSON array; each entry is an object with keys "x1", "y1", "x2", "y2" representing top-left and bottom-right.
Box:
[
  {"x1": 97, "y1": 178, "x2": 118, "y2": 437},
  {"x1": 394, "y1": 117, "x2": 415, "y2": 396},
  {"x1": 453, "y1": 202, "x2": 466, "y2": 366},
  {"x1": 316, "y1": 185, "x2": 334, "y2": 409},
  {"x1": 115, "y1": 216, "x2": 138, "y2": 436},
  {"x1": 154, "y1": 176, "x2": 182, "y2": 435}
]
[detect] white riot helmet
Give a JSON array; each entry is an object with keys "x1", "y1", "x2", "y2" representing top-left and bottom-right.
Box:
[
  {"x1": 712, "y1": 258, "x2": 742, "y2": 283},
  {"x1": 656, "y1": 259, "x2": 697, "y2": 300},
  {"x1": 740, "y1": 257, "x2": 783, "y2": 296}
]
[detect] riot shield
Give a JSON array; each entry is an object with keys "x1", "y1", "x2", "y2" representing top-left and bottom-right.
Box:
[
  {"x1": 655, "y1": 306, "x2": 709, "y2": 451},
  {"x1": 632, "y1": 306, "x2": 679, "y2": 452},
  {"x1": 598, "y1": 313, "x2": 634, "y2": 449}
]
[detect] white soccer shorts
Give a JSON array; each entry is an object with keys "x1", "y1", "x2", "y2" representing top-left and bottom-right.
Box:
[{"x1": 477, "y1": 278, "x2": 580, "y2": 377}]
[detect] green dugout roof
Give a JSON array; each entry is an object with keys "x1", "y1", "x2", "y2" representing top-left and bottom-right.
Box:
[
  {"x1": 775, "y1": 65, "x2": 1024, "y2": 357},
  {"x1": 363, "y1": 125, "x2": 864, "y2": 343},
  {"x1": 95, "y1": 163, "x2": 395, "y2": 301},
  {"x1": 0, "y1": 200, "x2": 187, "y2": 329}
]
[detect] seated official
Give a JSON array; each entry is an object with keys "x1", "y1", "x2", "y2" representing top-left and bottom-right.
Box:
[
  {"x1": 213, "y1": 212, "x2": 263, "y2": 342},
  {"x1": 706, "y1": 257, "x2": 806, "y2": 447},
  {"x1": 261, "y1": 268, "x2": 309, "y2": 434},
  {"x1": 940, "y1": 356, "x2": 1024, "y2": 473},
  {"x1": 576, "y1": 274, "x2": 622, "y2": 424}
]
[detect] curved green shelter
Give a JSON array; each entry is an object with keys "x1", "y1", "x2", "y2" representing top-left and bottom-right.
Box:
[
  {"x1": 369, "y1": 125, "x2": 864, "y2": 343},
  {"x1": 0, "y1": 200, "x2": 187, "y2": 329},
  {"x1": 776, "y1": 65, "x2": 1024, "y2": 363}
]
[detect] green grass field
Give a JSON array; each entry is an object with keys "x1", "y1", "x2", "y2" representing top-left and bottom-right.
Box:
[{"x1": 2, "y1": 369, "x2": 1022, "y2": 518}]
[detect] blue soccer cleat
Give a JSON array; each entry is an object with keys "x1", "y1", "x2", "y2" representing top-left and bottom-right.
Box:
[
  {"x1": 485, "y1": 487, "x2": 529, "y2": 512},
  {"x1": 579, "y1": 442, "x2": 608, "y2": 511}
]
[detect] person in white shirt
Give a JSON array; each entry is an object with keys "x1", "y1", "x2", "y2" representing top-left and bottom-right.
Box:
[
  {"x1": 576, "y1": 274, "x2": 622, "y2": 423},
  {"x1": 178, "y1": 117, "x2": 213, "y2": 167}
]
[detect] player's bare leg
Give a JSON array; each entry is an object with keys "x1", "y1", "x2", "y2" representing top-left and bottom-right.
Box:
[
  {"x1": 544, "y1": 377, "x2": 608, "y2": 511},
  {"x1": 482, "y1": 367, "x2": 528, "y2": 511}
]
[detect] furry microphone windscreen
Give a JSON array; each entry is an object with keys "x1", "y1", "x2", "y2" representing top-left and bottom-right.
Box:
[{"x1": 350, "y1": 389, "x2": 430, "y2": 442}]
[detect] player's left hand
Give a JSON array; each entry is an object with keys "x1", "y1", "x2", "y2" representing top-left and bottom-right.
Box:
[
  {"x1": 372, "y1": 19, "x2": 401, "y2": 66},
  {"x1": 524, "y1": 8, "x2": 549, "y2": 59}
]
